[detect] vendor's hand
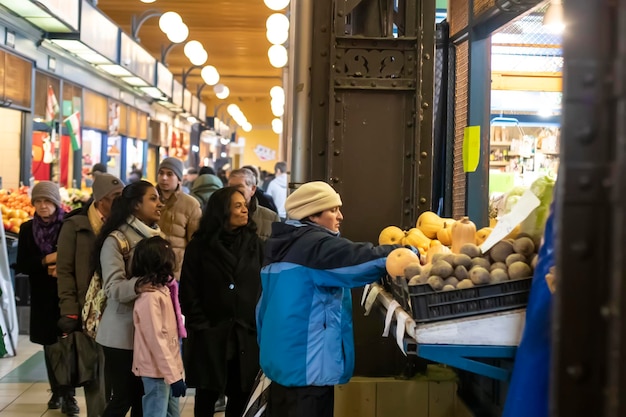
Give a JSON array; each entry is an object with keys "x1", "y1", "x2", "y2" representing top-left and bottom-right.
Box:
[
  {"x1": 170, "y1": 379, "x2": 187, "y2": 397},
  {"x1": 58, "y1": 315, "x2": 80, "y2": 334}
]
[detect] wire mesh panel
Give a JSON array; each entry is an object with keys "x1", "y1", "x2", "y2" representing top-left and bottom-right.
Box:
[
  {"x1": 449, "y1": 0, "x2": 469, "y2": 37},
  {"x1": 453, "y1": 40, "x2": 469, "y2": 219},
  {"x1": 491, "y1": 9, "x2": 563, "y2": 72},
  {"x1": 474, "y1": 0, "x2": 496, "y2": 17}
]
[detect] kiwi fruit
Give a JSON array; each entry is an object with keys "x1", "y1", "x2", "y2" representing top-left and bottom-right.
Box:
[
  {"x1": 509, "y1": 262, "x2": 532, "y2": 280},
  {"x1": 408, "y1": 275, "x2": 421, "y2": 285},
  {"x1": 431, "y1": 260, "x2": 454, "y2": 278},
  {"x1": 454, "y1": 265, "x2": 469, "y2": 281},
  {"x1": 505, "y1": 253, "x2": 526, "y2": 267},
  {"x1": 469, "y1": 267, "x2": 491, "y2": 285},
  {"x1": 431, "y1": 253, "x2": 446, "y2": 264},
  {"x1": 453, "y1": 254, "x2": 473, "y2": 269},
  {"x1": 457, "y1": 279, "x2": 475, "y2": 289},
  {"x1": 403, "y1": 262, "x2": 422, "y2": 280},
  {"x1": 471, "y1": 257, "x2": 491, "y2": 270},
  {"x1": 459, "y1": 243, "x2": 482, "y2": 258},
  {"x1": 442, "y1": 253, "x2": 456, "y2": 266},
  {"x1": 490, "y1": 268, "x2": 509, "y2": 283},
  {"x1": 489, "y1": 241, "x2": 515, "y2": 263},
  {"x1": 427, "y1": 275, "x2": 445, "y2": 291},
  {"x1": 513, "y1": 237, "x2": 535, "y2": 256},
  {"x1": 442, "y1": 285, "x2": 456, "y2": 292},
  {"x1": 490, "y1": 262, "x2": 507, "y2": 272},
  {"x1": 421, "y1": 264, "x2": 432, "y2": 278},
  {"x1": 444, "y1": 277, "x2": 459, "y2": 288},
  {"x1": 530, "y1": 254, "x2": 538, "y2": 269}
]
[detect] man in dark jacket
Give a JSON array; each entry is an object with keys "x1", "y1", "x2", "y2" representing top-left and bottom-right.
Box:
[
  {"x1": 242, "y1": 165, "x2": 278, "y2": 213},
  {"x1": 56, "y1": 173, "x2": 124, "y2": 417}
]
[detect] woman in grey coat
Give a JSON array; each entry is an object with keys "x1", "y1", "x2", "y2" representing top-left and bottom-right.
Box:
[{"x1": 91, "y1": 180, "x2": 164, "y2": 417}]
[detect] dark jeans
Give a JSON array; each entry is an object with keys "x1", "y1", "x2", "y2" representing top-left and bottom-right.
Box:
[
  {"x1": 101, "y1": 345, "x2": 143, "y2": 417},
  {"x1": 194, "y1": 355, "x2": 250, "y2": 417},
  {"x1": 43, "y1": 344, "x2": 75, "y2": 397},
  {"x1": 268, "y1": 383, "x2": 334, "y2": 417}
]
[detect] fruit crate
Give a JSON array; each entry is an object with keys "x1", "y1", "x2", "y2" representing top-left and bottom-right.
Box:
[{"x1": 408, "y1": 277, "x2": 532, "y2": 323}]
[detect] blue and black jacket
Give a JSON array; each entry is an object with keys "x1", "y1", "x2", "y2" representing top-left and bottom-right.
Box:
[{"x1": 256, "y1": 220, "x2": 398, "y2": 387}]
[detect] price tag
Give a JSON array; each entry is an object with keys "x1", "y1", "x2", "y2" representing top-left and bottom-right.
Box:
[{"x1": 480, "y1": 189, "x2": 541, "y2": 253}]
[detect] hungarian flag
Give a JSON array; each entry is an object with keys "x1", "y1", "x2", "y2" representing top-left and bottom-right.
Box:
[
  {"x1": 64, "y1": 111, "x2": 81, "y2": 151},
  {"x1": 45, "y1": 85, "x2": 59, "y2": 123}
]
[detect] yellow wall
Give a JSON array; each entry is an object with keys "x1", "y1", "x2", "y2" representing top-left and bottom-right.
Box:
[{"x1": 205, "y1": 97, "x2": 281, "y2": 173}]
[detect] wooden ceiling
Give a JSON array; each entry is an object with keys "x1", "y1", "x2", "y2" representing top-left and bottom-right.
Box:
[{"x1": 97, "y1": 0, "x2": 283, "y2": 125}]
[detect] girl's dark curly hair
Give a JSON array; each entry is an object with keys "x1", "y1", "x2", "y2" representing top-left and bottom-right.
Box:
[
  {"x1": 91, "y1": 180, "x2": 155, "y2": 276},
  {"x1": 194, "y1": 186, "x2": 257, "y2": 241},
  {"x1": 132, "y1": 236, "x2": 175, "y2": 287}
]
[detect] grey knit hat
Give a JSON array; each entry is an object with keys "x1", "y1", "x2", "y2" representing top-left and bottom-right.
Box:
[
  {"x1": 158, "y1": 157, "x2": 184, "y2": 181},
  {"x1": 92, "y1": 174, "x2": 124, "y2": 202},
  {"x1": 31, "y1": 181, "x2": 61, "y2": 207}
]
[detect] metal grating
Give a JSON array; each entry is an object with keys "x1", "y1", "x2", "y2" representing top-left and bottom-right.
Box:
[
  {"x1": 474, "y1": 0, "x2": 496, "y2": 17},
  {"x1": 448, "y1": 0, "x2": 469, "y2": 37},
  {"x1": 453, "y1": 40, "x2": 469, "y2": 219},
  {"x1": 491, "y1": 8, "x2": 563, "y2": 72}
]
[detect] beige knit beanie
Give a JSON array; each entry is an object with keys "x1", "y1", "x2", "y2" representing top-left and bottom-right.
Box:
[
  {"x1": 31, "y1": 181, "x2": 61, "y2": 207},
  {"x1": 285, "y1": 181, "x2": 342, "y2": 220}
]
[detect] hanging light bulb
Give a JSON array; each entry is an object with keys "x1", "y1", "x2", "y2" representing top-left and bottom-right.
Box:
[
  {"x1": 201, "y1": 65, "x2": 220, "y2": 85},
  {"x1": 266, "y1": 29, "x2": 289, "y2": 45},
  {"x1": 268, "y1": 45, "x2": 288, "y2": 68},
  {"x1": 188, "y1": 48, "x2": 208, "y2": 66},
  {"x1": 227, "y1": 104, "x2": 241, "y2": 116},
  {"x1": 184, "y1": 40, "x2": 204, "y2": 58},
  {"x1": 167, "y1": 22, "x2": 189, "y2": 43},
  {"x1": 271, "y1": 118, "x2": 283, "y2": 134},
  {"x1": 266, "y1": 14, "x2": 290, "y2": 33},
  {"x1": 159, "y1": 12, "x2": 182, "y2": 33},
  {"x1": 214, "y1": 85, "x2": 230, "y2": 99},
  {"x1": 140, "y1": 0, "x2": 156, "y2": 3},
  {"x1": 242, "y1": 122, "x2": 252, "y2": 132},
  {"x1": 271, "y1": 104, "x2": 284, "y2": 117},
  {"x1": 270, "y1": 86, "x2": 284, "y2": 99},
  {"x1": 264, "y1": 0, "x2": 290, "y2": 11}
]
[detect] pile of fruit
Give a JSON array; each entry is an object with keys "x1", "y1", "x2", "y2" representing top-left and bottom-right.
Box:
[
  {"x1": 380, "y1": 211, "x2": 539, "y2": 292},
  {"x1": 0, "y1": 187, "x2": 34, "y2": 234}
]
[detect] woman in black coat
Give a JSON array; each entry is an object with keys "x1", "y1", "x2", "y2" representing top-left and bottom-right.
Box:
[
  {"x1": 180, "y1": 186, "x2": 263, "y2": 417},
  {"x1": 15, "y1": 181, "x2": 79, "y2": 414}
]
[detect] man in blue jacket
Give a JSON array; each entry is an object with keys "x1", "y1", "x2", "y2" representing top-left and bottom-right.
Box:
[{"x1": 256, "y1": 181, "x2": 398, "y2": 417}]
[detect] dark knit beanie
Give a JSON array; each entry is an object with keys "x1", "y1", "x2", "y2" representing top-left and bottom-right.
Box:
[
  {"x1": 93, "y1": 174, "x2": 124, "y2": 202},
  {"x1": 31, "y1": 181, "x2": 61, "y2": 207},
  {"x1": 158, "y1": 157, "x2": 184, "y2": 181}
]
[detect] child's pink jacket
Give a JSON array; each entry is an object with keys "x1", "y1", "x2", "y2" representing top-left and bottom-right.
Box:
[{"x1": 132, "y1": 286, "x2": 184, "y2": 384}]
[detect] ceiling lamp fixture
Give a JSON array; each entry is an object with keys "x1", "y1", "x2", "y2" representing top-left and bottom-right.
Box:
[
  {"x1": 242, "y1": 122, "x2": 253, "y2": 132},
  {"x1": 214, "y1": 84, "x2": 230, "y2": 99},
  {"x1": 268, "y1": 45, "x2": 288, "y2": 68},
  {"x1": 270, "y1": 85, "x2": 285, "y2": 117},
  {"x1": 543, "y1": 0, "x2": 565, "y2": 34},
  {"x1": 184, "y1": 40, "x2": 208, "y2": 66},
  {"x1": 201, "y1": 65, "x2": 220, "y2": 85},
  {"x1": 141, "y1": 0, "x2": 157, "y2": 3},
  {"x1": 264, "y1": 0, "x2": 290, "y2": 11},
  {"x1": 271, "y1": 118, "x2": 283, "y2": 135},
  {"x1": 158, "y1": 11, "x2": 189, "y2": 43},
  {"x1": 266, "y1": 29, "x2": 289, "y2": 45},
  {"x1": 227, "y1": 104, "x2": 252, "y2": 131},
  {"x1": 266, "y1": 13, "x2": 290, "y2": 33}
]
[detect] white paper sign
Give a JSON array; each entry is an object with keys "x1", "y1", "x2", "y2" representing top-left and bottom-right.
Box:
[{"x1": 480, "y1": 189, "x2": 541, "y2": 253}]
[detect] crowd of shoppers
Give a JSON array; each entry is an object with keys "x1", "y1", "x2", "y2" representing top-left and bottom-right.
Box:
[{"x1": 14, "y1": 157, "x2": 397, "y2": 417}]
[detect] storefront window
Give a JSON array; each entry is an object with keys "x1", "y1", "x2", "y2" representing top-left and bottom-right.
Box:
[
  {"x1": 81, "y1": 129, "x2": 104, "y2": 187},
  {"x1": 126, "y1": 138, "x2": 145, "y2": 182},
  {"x1": 106, "y1": 135, "x2": 123, "y2": 180},
  {"x1": 0, "y1": 108, "x2": 23, "y2": 190}
]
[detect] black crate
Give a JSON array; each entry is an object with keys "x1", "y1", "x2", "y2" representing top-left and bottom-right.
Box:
[{"x1": 408, "y1": 278, "x2": 532, "y2": 323}]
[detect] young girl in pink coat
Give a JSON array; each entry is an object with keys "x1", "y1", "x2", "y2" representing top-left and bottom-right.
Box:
[{"x1": 131, "y1": 236, "x2": 187, "y2": 417}]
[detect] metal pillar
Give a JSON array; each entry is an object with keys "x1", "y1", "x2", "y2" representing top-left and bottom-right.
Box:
[
  {"x1": 552, "y1": 0, "x2": 615, "y2": 415},
  {"x1": 288, "y1": 0, "x2": 314, "y2": 186}
]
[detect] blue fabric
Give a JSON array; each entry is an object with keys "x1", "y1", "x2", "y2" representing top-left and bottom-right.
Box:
[
  {"x1": 502, "y1": 198, "x2": 556, "y2": 417},
  {"x1": 257, "y1": 221, "x2": 398, "y2": 387},
  {"x1": 141, "y1": 377, "x2": 180, "y2": 417}
]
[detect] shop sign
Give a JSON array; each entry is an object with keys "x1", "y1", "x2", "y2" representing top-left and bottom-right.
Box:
[
  {"x1": 198, "y1": 102, "x2": 207, "y2": 121},
  {"x1": 183, "y1": 89, "x2": 192, "y2": 113},
  {"x1": 156, "y1": 62, "x2": 173, "y2": 99},
  {"x1": 109, "y1": 102, "x2": 121, "y2": 136},
  {"x1": 79, "y1": 1, "x2": 119, "y2": 63},
  {"x1": 120, "y1": 33, "x2": 155, "y2": 85},
  {"x1": 172, "y1": 80, "x2": 183, "y2": 108}
]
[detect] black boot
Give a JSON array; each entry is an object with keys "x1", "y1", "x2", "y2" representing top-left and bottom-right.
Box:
[
  {"x1": 47, "y1": 392, "x2": 62, "y2": 409},
  {"x1": 61, "y1": 394, "x2": 80, "y2": 416}
]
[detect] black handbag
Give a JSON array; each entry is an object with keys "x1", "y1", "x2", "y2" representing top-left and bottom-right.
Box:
[{"x1": 48, "y1": 331, "x2": 99, "y2": 387}]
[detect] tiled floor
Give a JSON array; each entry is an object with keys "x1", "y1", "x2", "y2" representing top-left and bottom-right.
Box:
[{"x1": 0, "y1": 336, "x2": 223, "y2": 417}]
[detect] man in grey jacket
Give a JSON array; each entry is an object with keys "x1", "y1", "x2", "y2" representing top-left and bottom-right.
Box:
[{"x1": 56, "y1": 173, "x2": 124, "y2": 417}]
